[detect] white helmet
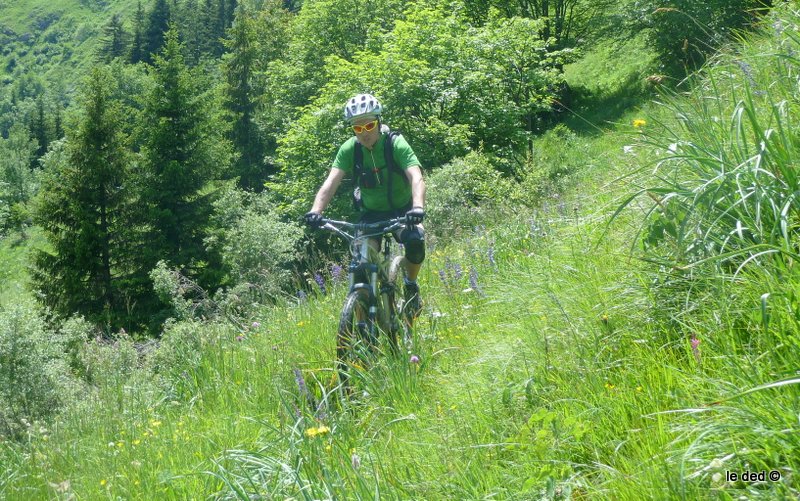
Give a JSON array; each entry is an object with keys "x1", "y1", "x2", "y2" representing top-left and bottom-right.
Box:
[{"x1": 344, "y1": 93, "x2": 382, "y2": 123}]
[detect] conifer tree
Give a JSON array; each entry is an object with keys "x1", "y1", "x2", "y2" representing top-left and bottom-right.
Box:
[
  {"x1": 143, "y1": 0, "x2": 171, "y2": 64},
  {"x1": 200, "y1": 0, "x2": 222, "y2": 56},
  {"x1": 137, "y1": 26, "x2": 231, "y2": 286},
  {"x1": 217, "y1": 0, "x2": 227, "y2": 37},
  {"x1": 29, "y1": 97, "x2": 49, "y2": 162},
  {"x1": 53, "y1": 104, "x2": 64, "y2": 140},
  {"x1": 176, "y1": 0, "x2": 204, "y2": 65},
  {"x1": 225, "y1": 0, "x2": 238, "y2": 29},
  {"x1": 130, "y1": 1, "x2": 145, "y2": 64},
  {"x1": 222, "y1": 4, "x2": 268, "y2": 190},
  {"x1": 98, "y1": 13, "x2": 129, "y2": 63},
  {"x1": 32, "y1": 67, "x2": 135, "y2": 329}
]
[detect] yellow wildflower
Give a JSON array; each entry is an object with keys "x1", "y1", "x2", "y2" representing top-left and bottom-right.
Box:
[
  {"x1": 633, "y1": 119, "x2": 646, "y2": 128},
  {"x1": 305, "y1": 425, "x2": 331, "y2": 438},
  {"x1": 100, "y1": 479, "x2": 107, "y2": 486}
]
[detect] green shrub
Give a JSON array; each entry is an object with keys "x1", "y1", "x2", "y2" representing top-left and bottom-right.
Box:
[
  {"x1": 517, "y1": 124, "x2": 590, "y2": 205},
  {"x1": 426, "y1": 152, "x2": 514, "y2": 242},
  {"x1": 77, "y1": 330, "x2": 139, "y2": 388},
  {"x1": 632, "y1": 0, "x2": 771, "y2": 76},
  {"x1": 150, "y1": 260, "x2": 216, "y2": 323},
  {"x1": 0, "y1": 303, "x2": 80, "y2": 437},
  {"x1": 222, "y1": 208, "x2": 304, "y2": 302},
  {"x1": 147, "y1": 320, "x2": 219, "y2": 401}
]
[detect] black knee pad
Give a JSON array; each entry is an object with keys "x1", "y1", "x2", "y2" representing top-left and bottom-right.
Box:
[
  {"x1": 398, "y1": 225, "x2": 425, "y2": 264},
  {"x1": 404, "y1": 238, "x2": 425, "y2": 264}
]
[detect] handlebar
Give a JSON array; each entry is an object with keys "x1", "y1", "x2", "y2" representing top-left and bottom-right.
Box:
[{"x1": 317, "y1": 217, "x2": 408, "y2": 241}]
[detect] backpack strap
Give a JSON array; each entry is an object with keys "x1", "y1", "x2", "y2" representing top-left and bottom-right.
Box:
[
  {"x1": 352, "y1": 130, "x2": 409, "y2": 211},
  {"x1": 353, "y1": 142, "x2": 364, "y2": 210},
  {"x1": 385, "y1": 131, "x2": 399, "y2": 210}
]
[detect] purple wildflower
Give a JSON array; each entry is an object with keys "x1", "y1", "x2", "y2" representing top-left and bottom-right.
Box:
[
  {"x1": 410, "y1": 355, "x2": 420, "y2": 364},
  {"x1": 469, "y1": 266, "x2": 485, "y2": 297},
  {"x1": 453, "y1": 263, "x2": 463, "y2": 281},
  {"x1": 314, "y1": 272, "x2": 327, "y2": 295},
  {"x1": 330, "y1": 264, "x2": 345, "y2": 283},
  {"x1": 296, "y1": 290, "x2": 307, "y2": 303},
  {"x1": 236, "y1": 335, "x2": 245, "y2": 342},
  {"x1": 293, "y1": 368, "x2": 309, "y2": 399},
  {"x1": 251, "y1": 321, "x2": 260, "y2": 329},
  {"x1": 438, "y1": 269, "x2": 448, "y2": 287}
]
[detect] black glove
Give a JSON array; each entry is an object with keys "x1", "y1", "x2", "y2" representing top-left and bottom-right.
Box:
[
  {"x1": 405, "y1": 207, "x2": 425, "y2": 225},
  {"x1": 304, "y1": 211, "x2": 324, "y2": 228}
]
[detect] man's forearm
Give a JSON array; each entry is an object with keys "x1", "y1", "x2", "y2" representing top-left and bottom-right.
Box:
[
  {"x1": 412, "y1": 179, "x2": 425, "y2": 208},
  {"x1": 311, "y1": 184, "x2": 335, "y2": 213}
]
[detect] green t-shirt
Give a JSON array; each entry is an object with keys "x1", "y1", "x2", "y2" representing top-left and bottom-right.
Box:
[{"x1": 332, "y1": 132, "x2": 420, "y2": 212}]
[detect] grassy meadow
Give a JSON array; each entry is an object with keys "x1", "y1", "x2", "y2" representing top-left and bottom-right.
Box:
[{"x1": 2, "y1": 4, "x2": 800, "y2": 500}]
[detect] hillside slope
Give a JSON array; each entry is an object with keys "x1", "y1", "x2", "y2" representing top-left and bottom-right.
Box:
[{"x1": 1, "y1": 0, "x2": 137, "y2": 95}]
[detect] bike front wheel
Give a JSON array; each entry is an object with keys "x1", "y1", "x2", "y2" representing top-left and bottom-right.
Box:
[
  {"x1": 337, "y1": 289, "x2": 373, "y2": 388},
  {"x1": 386, "y1": 255, "x2": 411, "y2": 348}
]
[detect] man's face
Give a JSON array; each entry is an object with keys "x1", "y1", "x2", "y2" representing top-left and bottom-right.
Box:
[{"x1": 352, "y1": 117, "x2": 380, "y2": 149}]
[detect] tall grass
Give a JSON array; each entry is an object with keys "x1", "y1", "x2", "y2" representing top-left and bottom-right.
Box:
[
  {"x1": 620, "y1": 9, "x2": 800, "y2": 276},
  {"x1": 3, "y1": 5, "x2": 800, "y2": 500}
]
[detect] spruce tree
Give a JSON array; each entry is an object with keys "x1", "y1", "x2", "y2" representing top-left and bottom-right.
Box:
[
  {"x1": 137, "y1": 26, "x2": 231, "y2": 287},
  {"x1": 130, "y1": 1, "x2": 145, "y2": 64},
  {"x1": 143, "y1": 0, "x2": 171, "y2": 64},
  {"x1": 222, "y1": 4, "x2": 268, "y2": 190},
  {"x1": 177, "y1": 0, "x2": 204, "y2": 65},
  {"x1": 199, "y1": 0, "x2": 226, "y2": 57},
  {"x1": 225, "y1": 0, "x2": 238, "y2": 30},
  {"x1": 32, "y1": 67, "x2": 135, "y2": 329},
  {"x1": 98, "y1": 13, "x2": 129, "y2": 63},
  {"x1": 53, "y1": 104, "x2": 64, "y2": 141},
  {"x1": 29, "y1": 96, "x2": 49, "y2": 162}
]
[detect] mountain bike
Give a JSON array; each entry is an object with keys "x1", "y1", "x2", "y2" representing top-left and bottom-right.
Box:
[{"x1": 317, "y1": 217, "x2": 414, "y2": 388}]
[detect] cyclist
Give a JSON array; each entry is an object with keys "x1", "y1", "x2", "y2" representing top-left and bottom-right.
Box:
[{"x1": 305, "y1": 93, "x2": 426, "y2": 320}]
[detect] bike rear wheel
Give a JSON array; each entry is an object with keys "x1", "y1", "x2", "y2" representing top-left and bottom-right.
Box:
[{"x1": 337, "y1": 289, "x2": 373, "y2": 389}]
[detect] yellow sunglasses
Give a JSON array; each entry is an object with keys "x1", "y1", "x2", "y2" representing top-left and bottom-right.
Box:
[{"x1": 352, "y1": 120, "x2": 378, "y2": 134}]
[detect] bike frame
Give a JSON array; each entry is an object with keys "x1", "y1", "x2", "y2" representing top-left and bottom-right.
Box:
[{"x1": 320, "y1": 217, "x2": 406, "y2": 339}]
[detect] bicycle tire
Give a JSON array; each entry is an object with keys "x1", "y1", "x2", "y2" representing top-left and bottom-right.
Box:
[
  {"x1": 337, "y1": 289, "x2": 372, "y2": 388},
  {"x1": 386, "y1": 255, "x2": 410, "y2": 347}
]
